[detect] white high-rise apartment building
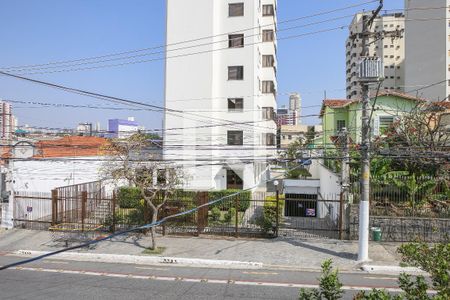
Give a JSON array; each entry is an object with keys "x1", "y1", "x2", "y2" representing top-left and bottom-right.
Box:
[
  {"x1": 0, "y1": 101, "x2": 15, "y2": 142},
  {"x1": 405, "y1": 0, "x2": 450, "y2": 101},
  {"x1": 289, "y1": 93, "x2": 301, "y2": 124},
  {"x1": 164, "y1": 0, "x2": 278, "y2": 190},
  {"x1": 346, "y1": 12, "x2": 405, "y2": 100}
]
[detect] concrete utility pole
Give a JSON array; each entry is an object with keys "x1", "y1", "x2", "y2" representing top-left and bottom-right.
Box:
[
  {"x1": 339, "y1": 127, "x2": 350, "y2": 240},
  {"x1": 358, "y1": 0, "x2": 383, "y2": 262}
]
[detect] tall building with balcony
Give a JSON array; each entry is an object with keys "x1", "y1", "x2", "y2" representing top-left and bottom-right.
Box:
[
  {"x1": 346, "y1": 12, "x2": 405, "y2": 100},
  {"x1": 404, "y1": 0, "x2": 450, "y2": 101},
  {"x1": 164, "y1": 0, "x2": 278, "y2": 190}
]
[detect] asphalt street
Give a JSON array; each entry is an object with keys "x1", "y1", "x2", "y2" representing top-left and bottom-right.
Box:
[{"x1": 0, "y1": 255, "x2": 402, "y2": 300}]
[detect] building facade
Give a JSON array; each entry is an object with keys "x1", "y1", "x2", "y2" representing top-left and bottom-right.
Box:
[
  {"x1": 320, "y1": 92, "x2": 422, "y2": 147},
  {"x1": 108, "y1": 117, "x2": 139, "y2": 139},
  {"x1": 164, "y1": 0, "x2": 278, "y2": 190},
  {"x1": 404, "y1": 0, "x2": 450, "y2": 101},
  {"x1": 346, "y1": 13, "x2": 405, "y2": 100},
  {"x1": 289, "y1": 93, "x2": 301, "y2": 124},
  {"x1": 0, "y1": 101, "x2": 16, "y2": 142},
  {"x1": 276, "y1": 107, "x2": 297, "y2": 126}
]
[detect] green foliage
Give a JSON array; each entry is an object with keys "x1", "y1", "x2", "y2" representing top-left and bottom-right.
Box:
[
  {"x1": 208, "y1": 190, "x2": 251, "y2": 212},
  {"x1": 398, "y1": 242, "x2": 450, "y2": 299},
  {"x1": 298, "y1": 259, "x2": 343, "y2": 300},
  {"x1": 209, "y1": 207, "x2": 221, "y2": 222},
  {"x1": 117, "y1": 187, "x2": 142, "y2": 209},
  {"x1": 384, "y1": 172, "x2": 437, "y2": 209},
  {"x1": 256, "y1": 196, "x2": 284, "y2": 233},
  {"x1": 224, "y1": 207, "x2": 236, "y2": 223},
  {"x1": 397, "y1": 273, "x2": 430, "y2": 300},
  {"x1": 354, "y1": 289, "x2": 397, "y2": 300},
  {"x1": 286, "y1": 168, "x2": 312, "y2": 179}
]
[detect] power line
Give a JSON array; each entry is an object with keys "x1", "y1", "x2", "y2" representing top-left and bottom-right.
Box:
[{"x1": 0, "y1": 0, "x2": 377, "y2": 71}]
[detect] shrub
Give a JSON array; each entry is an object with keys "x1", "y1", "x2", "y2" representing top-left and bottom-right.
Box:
[
  {"x1": 209, "y1": 207, "x2": 221, "y2": 222},
  {"x1": 298, "y1": 259, "x2": 343, "y2": 300},
  {"x1": 398, "y1": 241, "x2": 450, "y2": 299},
  {"x1": 117, "y1": 187, "x2": 142, "y2": 209},
  {"x1": 224, "y1": 207, "x2": 236, "y2": 224},
  {"x1": 286, "y1": 168, "x2": 312, "y2": 179},
  {"x1": 256, "y1": 196, "x2": 284, "y2": 233}
]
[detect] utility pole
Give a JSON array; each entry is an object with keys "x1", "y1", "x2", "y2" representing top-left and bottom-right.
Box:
[
  {"x1": 339, "y1": 127, "x2": 350, "y2": 240},
  {"x1": 357, "y1": 0, "x2": 383, "y2": 262}
]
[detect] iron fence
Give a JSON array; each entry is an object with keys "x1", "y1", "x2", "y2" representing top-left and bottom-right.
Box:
[{"x1": 349, "y1": 175, "x2": 450, "y2": 218}]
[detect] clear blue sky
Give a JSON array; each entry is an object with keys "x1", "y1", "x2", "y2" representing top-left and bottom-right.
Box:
[{"x1": 0, "y1": 0, "x2": 404, "y2": 130}]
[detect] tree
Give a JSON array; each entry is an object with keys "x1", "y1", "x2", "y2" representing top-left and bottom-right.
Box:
[
  {"x1": 373, "y1": 104, "x2": 449, "y2": 177},
  {"x1": 282, "y1": 138, "x2": 312, "y2": 179},
  {"x1": 102, "y1": 133, "x2": 184, "y2": 250}
]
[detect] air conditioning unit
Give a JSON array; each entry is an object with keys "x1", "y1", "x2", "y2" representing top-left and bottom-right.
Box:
[{"x1": 357, "y1": 57, "x2": 383, "y2": 82}]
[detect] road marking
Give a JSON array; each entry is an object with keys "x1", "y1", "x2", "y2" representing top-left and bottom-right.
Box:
[
  {"x1": 243, "y1": 271, "x2": 278, "y2": 275},
  {"x1": 42, "y1": 261, "x2": 69, "y2": 265},
  {"x1": 363, "y1": 276, "x2": 398, "y2": 280},
  {"x1": 8, "y1": 266, "x2": 434, "y2": 293},
  {"x1": 136, "y1": 266, "x2": 168, "y2": 271}
]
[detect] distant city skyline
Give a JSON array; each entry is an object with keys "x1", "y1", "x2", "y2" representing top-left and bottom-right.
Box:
[{"x1": 0, "y1": 0, "x2": 404, "y2": 130}]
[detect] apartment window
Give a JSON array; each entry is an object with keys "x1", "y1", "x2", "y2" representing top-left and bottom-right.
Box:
[
  {"x1": 228, "y1": 66, "x2": 244, "y2": 80},
  {"x1": 228, "y1": 34, "x2": 244, "y2": 48},
  {"x1": 262, "y1": 30, "x2": 274, "y2": 42},
  {"x1": 261, "y1": 80, "x2": 275, "y2": 94},
  {"x1": 228, "y1": 98, "x2": 243, "y2": 111},
  {"x1": 288, "y1": 135, "x2": 292, "y2": 140},
  {"x1": 227, "y1": 131, "x2": 243, "y2": 145},
  {"x1": 390, "y1": 45, "x2": 394, "y2": 48},
  {"x1": 262, "y1": 55, "x2": 275, "y2": 67},
  {"x1": 262, "y1": 107, "x2": 274, "y2": 120},
  {"x1": 265, "y1": 133, "x2": 276, "y2": 146},
  {"x1": 229, "y1": 3, "x2": 244, "y2": 17},
  {"x1": 384, "y1": 45, "x2": 388, "y2": 48},
  {"x1": 262, "y1": 4, "x2": 274, "y2": 16},
  {"x1": 337, "y1": 120, "x2": 346, "y2": 132}
]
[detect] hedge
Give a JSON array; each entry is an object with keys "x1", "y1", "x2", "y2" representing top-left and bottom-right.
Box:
[
  {"x1": 208, "y1": 190, "x2": 251, "y2": 212},
  {"x1": 117, "y1": 187, "x2": 142, "y2": 209}
]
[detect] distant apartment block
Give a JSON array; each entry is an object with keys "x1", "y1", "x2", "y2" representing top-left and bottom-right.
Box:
[
  {"x1": 0, "y1": 101, "x2": 16, "y2": 142},
  {"x1": 276, "y1": 107, "x2": 297, "y2": 126},
  {"x1": 346, "y1": 12, "x2": 405, "y2": 100},
  {"x1": 164, "y1": 0, "x2": 278, "y2": 190},
  {"x1": 404, "y1": 0, "x2": 450, "y2": 101},
  {"x1": 289, "y1": 93, "x2": 301, "y2": 124},
  {"x1": 108, "y1": 117, "x2": 139, "y2": 139}
]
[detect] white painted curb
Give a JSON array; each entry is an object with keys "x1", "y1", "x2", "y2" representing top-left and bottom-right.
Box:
[
  {"x1": 14, "y1": 250, "x2": 263, "y2": 270},
  {"x1": 361, "y1": 264, "x2": 428, "y2": 276}
]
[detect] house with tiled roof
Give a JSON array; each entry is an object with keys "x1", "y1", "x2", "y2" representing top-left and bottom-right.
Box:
[{"x1": 320, "y1": 92, "x2": 425, "y2": 149}]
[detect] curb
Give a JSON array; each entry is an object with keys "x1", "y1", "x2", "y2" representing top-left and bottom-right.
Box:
[
  {"x1": 14, "y1": 250, "x2": 263, "y2": 270},
  {"x1": 361, "y1": 264, "x2": 428, "y2": 275}
]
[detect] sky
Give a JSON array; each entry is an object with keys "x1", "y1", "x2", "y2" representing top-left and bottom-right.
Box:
[{"x1": 0, "y1": 0, "x2": 404, "y2": 131}]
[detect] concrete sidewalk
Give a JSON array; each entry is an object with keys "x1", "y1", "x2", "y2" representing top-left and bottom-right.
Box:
[{"x1": 0, "y1": 229, "x2": 402, "y2": 271}]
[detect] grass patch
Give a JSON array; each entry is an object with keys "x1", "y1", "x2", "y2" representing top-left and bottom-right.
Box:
[{"x1": 142, "y1": 246, "x2": 166, "y2": 255}]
